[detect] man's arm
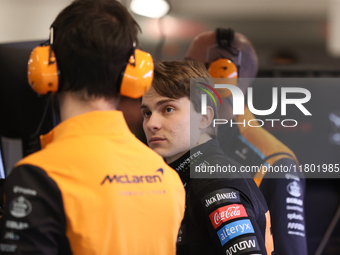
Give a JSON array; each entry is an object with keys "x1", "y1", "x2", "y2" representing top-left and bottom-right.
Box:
[
  {"x1": 190, "y1": 180, "x2": 273, "y2": 255},
  {"x1": 260, "y1": 158, "x2": 307, "y2": 255},
  {"x1": 0, "y1": 164, "x2": 71, "y2": 255}
]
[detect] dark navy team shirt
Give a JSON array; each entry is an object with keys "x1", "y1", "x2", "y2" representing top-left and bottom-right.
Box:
[{"x1": 169, "y1": 139, "x2": 274, "y2": 255}]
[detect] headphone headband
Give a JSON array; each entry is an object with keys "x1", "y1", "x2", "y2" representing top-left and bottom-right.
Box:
[
  {"x1": 216, "y1": 28, "x2": 235, "y2": 49},
  {"x1": 204, "y1": 28, "x2": 239, "y2": 98}
]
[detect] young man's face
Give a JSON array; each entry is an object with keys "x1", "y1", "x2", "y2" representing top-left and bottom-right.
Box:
[{"x1": 141, "y1": 87, "x2": 202, "y2": 163}]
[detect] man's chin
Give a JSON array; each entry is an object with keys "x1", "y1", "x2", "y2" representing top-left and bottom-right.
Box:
[
  {"x1": 153, "y1": 148, "x2": 178, "y2": 162},
  {"x1": 149, "y1": 146, "x2": 167, "y2": 157}
]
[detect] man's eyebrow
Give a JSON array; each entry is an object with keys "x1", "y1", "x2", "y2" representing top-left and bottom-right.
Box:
[
  {"x1": 140, "y1": 104, "x2": 148, "y2": 110},
  {"x1": 156, "y1": 99, "x2": 176, "y2": 106},
  {"x1": 140, "y1": 99, "x2": 176, "y2": 110}
]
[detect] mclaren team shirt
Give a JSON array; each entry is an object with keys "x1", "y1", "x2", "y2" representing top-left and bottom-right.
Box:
[
  {"x1": 169, "y1": 139, "x2": 274, "y2": 255},
  {"x1": 0, "y1": 111, "x2": 185, "y2": 255},
  {"x1": 218, "y1": 106, "x2": 307, "y2": 255}
]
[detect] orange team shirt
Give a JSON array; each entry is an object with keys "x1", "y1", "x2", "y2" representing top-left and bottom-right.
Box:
[{"x1": 0, "y1": 111, "x2": 185, "y2": 255}]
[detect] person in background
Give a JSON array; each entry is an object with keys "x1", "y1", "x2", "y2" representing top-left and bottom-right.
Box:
[
  {"x1": 0, "y1": 0, "x2": 185, "y2": 254},
  {"x1": 141, "y1": 60, "x2": 274, "y2": 255},
  {"x1": 185, "y1": 28, "x2": 307, "y2": 255}
]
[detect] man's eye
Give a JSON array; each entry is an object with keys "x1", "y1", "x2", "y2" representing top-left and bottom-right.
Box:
[
  {"x1": 165, "y1": 107, "x2": 174, "y2": 113},
  {"x1": 142, "y1": 111, "x2": 151, "y2": 118}
]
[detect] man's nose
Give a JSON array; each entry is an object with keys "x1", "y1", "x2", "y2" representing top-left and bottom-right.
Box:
[{"x1": 146, "y1": 113, "x2": 162, "y2": 132}]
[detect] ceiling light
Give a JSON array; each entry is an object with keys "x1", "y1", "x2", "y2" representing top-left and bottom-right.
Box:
[{"x1": 130, "y1": 0, "x2": 170, "y2": 19}]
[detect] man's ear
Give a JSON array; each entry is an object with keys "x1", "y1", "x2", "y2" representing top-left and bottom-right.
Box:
[{"x1": 199, "y1": 106, "x2": 214, "y2": 130}]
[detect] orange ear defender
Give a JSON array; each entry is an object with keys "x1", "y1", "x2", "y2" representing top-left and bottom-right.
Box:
[
  {"x1": 28, "y1": 26, "x2": 59, "y2": 95},
  {"x1": 120, "y1": 49, "x2": 154, "y2": 99},
  {"x1": 27, "y1": 45, "x2": 59, "y2": 95},
  {"x1": 208, "y1": 59, "x2": 238, "y2": 79},
  {"x1": 208, "y1": 59, "x2": 238, "y2": 98},
  {"x1": 206, "y1": 52, "x2": 238, "y2": 98}
]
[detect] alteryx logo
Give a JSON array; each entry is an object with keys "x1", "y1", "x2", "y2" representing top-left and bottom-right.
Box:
[
  {"x1": 217, "y1": 219, "x2": 255, "y2": 246},
  {"x1": 101, "y1": 168, "x2": 163, "y2": 185},
  {"x1": 198, "y1": 82, "x2": 312, "y2": 128}
]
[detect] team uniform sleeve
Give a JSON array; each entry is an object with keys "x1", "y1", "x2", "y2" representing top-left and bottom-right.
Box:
[
  {"x1": 189, "y1": 180, "x2": 270, "y2": 255},
  {"x1": 260, "y1": 158, "x2": 307, "y2": 255},
  {"x1": 0, "y1": 164, "x2": 71, "y2": 255}
]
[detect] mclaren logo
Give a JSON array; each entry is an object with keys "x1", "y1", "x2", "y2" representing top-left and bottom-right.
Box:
[{"x1": 101, "y1": 168, "x2": 164, "y2": 185}]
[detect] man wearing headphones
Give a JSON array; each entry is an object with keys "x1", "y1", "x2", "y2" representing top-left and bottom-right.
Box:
[
  {"x1": 0, "y1": 0, "x2": 185, "y2": 254},
  {"x1": 185, "y1": 29, "x2": 307, "y2": 255}
]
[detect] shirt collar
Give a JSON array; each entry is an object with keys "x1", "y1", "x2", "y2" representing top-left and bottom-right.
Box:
[
  {"x1": 168, "y1": 139, "x2": 221, "y2": 185},
  {"x1": 40, "y1": 111, "x2": 132, "y2": 149}
]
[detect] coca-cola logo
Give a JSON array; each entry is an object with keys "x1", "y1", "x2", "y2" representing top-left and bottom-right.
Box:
[
  {"x1": 209, "y1": 204, "x2": 248, "y2": 229},
  {"x1": 214, "y1": 206, "x2": 241, "y2": 224}
]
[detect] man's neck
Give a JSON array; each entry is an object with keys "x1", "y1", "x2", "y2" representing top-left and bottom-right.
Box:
[
  {"x1": 59, "y1": 91, "x2": 119, "y2": 121},
  {"x1": 165, "y1": 134, "x2": 212, "y2": 164},
  {"x1": 196, "y1": 133, "x2": 212, "y2": 146}
]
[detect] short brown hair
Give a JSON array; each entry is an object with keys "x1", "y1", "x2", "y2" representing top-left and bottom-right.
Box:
[
  {"x1": 53, "y1": 0, "x2": 140, "y2": 99},
  {"x1": 152, "y1": 60, "x2": 218, "y2": 137}
]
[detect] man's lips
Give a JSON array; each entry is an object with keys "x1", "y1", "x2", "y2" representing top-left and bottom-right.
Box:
[{"x1": 149, "y1": 137, "x2": 166, "y2": 144}]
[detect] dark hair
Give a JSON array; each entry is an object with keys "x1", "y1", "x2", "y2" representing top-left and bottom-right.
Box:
[
  {"x1": 152, "y1": 60, "x2": 218, "y2": 137},
  {"x1": 52, "y1": 0, "x2": 140, "y2": 99}
]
